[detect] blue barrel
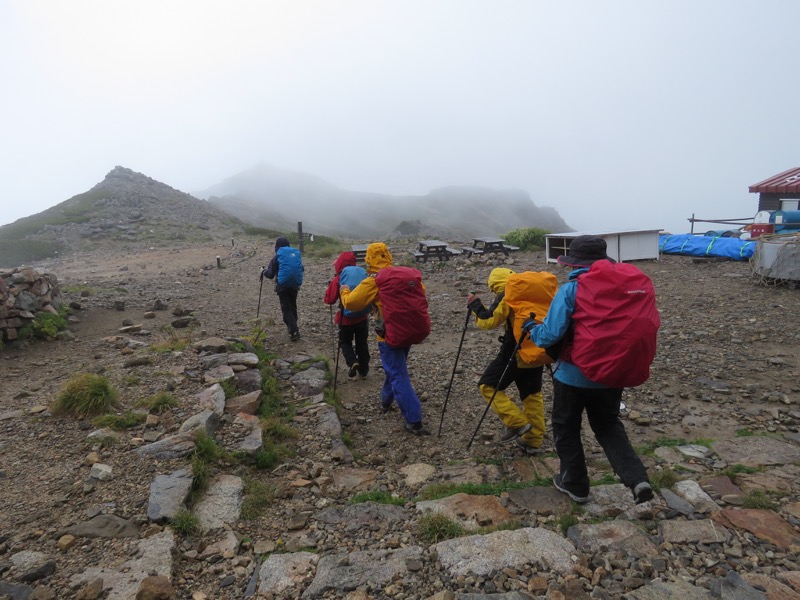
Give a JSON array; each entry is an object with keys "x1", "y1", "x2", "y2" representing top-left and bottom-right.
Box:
[{"x1": 769, "y1": 210, "x2": 800, "y2": 225}]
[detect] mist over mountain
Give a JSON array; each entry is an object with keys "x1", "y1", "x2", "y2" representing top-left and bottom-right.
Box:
[
  {"x1": 0, "y1": 163, "x2": 572, "y2": 267},
  {"x1": 197, "y1": 163, "x2": 571, "y2": 239}
]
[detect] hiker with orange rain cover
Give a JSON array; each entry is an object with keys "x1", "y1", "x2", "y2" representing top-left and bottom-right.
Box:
[
  {"x1": 467, "y1": 268, "x2": 556, "y2": 454},
  {"x1": 324, "y1": 251, "x2": 370, "y2": 379},
  {"x1": 339, "y1": 243, "x2": 432, "y2": 435},
  {"x1": 525, "y1": 235, "x2": 658, "y2": 505}
]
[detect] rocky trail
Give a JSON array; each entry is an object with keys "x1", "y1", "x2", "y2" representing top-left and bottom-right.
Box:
[{"x1": 1, "y1": 237, "x2": 800, "y2": 600}]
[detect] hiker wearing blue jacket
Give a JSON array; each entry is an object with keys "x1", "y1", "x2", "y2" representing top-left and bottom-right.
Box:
[
  {"x1": 524, "y1": 235, "x2": 653, "y2": 506},
  {"x1": 261, "y1": 236, "x2": 303, "y2": 341}
]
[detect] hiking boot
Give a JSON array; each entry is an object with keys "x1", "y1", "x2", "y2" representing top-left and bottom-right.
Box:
[
  {"x1": 633, "y1": 481, "x2": 654, "y2": 505},
  {"x1": 499, "y1": 423, "x2": 532, "y2": 444},
  {"x1": 515, "y1": 438, "x2": 543, "y2": 455},
  {"x1": 290, "y1": 330, "x2": 301, "y2": 341},
  {"x1": 405, "y1": 422, "x2": 431, "y2": 436},
  {"x1": 348, "y1": 363, "x2": 359, "y2": 378},
  {"x1": 553, "y1": 474, "x2": 589, "y2": 504},
  {"x1": 380, "y1": 401, "x2": 393, "y2": 413}
]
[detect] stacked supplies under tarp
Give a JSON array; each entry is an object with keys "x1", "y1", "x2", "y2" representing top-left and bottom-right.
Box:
[
  {"x1": 658, "y1": 234, "x2": 756, "y2": 261},
  {"x1": 752, "y1": 233, "x2": 800, "y2": 283}
]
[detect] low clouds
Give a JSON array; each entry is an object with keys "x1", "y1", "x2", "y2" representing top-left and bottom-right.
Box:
[{"x1": 1, "y1": 1, "x2": 797, "y2": 234}]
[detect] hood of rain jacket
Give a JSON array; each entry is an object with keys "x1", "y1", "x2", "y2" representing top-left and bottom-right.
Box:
[
  {"x1": 274, "y1": 236, "x2": 290, "y2": 251},
  {"x1": 365, "y1": 243, "x2": 393, "y2": 274},
  {"x1": 333, "y1": 251, "x2": 357, "y2": 276},
  {"x1": 488, "y1": 268, "x2": 514, "y2": 294}
]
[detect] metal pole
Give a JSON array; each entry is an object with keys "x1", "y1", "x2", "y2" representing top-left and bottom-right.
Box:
[
  {"x1": 256, "y1": 267, "x2": 265, "y2": 318},
  {"x1": 332, "y1": 337, "x2": 341, "y2": 397},
  {"x1": 466, "y1": 331, "x2": 528, "y2": 449},
  {"x1": 438, "y1": 307, "x2": 472, "y2": 437}
]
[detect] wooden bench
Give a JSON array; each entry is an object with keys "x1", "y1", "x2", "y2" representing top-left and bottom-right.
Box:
[
  {"x1": 503, "y1": 245, "x2": 520, "y2": 253},
  {"x1": 461, "y1": 246, "x2": 484, "y2": 258}
]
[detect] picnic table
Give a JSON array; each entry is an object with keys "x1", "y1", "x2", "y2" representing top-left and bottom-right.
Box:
[
  {"x1": 462, "y1": 237, "x2": 519, "y2": 257},
  {"x1": 351, "y1": 244, "x2": 369, "y2": 262},
  {"x1": 412, "y1": 240, "x2": 461, "y2": 262}
]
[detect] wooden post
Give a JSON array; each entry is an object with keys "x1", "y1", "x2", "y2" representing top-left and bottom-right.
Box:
[
  {"x1": 216, "y1": 255, "x2": 221, "y2": 268},
  {"x1": 297, "y1": 221, "x2": 304, "y2": 253},
  {"x1": 690, "y1": 213, "x2": 695, "y2": 235}
]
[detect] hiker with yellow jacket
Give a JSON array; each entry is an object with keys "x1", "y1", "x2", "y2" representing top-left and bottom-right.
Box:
[
  {"x1": 467, "y1": 267, "x2": 556, "y2": 453},
  {"x1": 340, "y1": 243, "x2": 432, "y2": 436}
]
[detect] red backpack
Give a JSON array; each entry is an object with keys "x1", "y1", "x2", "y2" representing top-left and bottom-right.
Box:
[
  {"x1": 566, "y1": 261, "x2": 660, "y2": 387},
  {"x1": 374, "y1": 266, "x2": 431, "y2": 347}
]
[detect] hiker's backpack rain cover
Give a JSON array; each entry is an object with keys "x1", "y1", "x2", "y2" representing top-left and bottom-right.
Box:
[
  {"x1": 568, "y1": 260, "x2": 660, "y2": 387},
  {"x1": 374, "y1": 266, "x2": 430, "y2": 347},
  {"x1": 276, "y1": 246, "x2": 304, "y2": 288},
  {"x1": 503, "y1": 271, "x2": 558, "y2": 366},
  {"x1": 338, "y1": 265, "x2": 370, "y2": 318}
]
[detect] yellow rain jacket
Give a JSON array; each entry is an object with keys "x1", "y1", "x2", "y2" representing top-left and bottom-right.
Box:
[
  {"x1": 473, "y1": 268, "x2": 514, "y2": 331},
  {"x1": 340, "y1": 243, "x2": 396, "y2": 342}
]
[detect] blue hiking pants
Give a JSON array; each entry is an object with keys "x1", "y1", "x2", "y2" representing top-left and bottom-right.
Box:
[{"x1": 378, "y1": 342, "x2": 422, "y2": 425}]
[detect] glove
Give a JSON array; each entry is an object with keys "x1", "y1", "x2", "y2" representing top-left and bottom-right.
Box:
[
  {"x1": 522, "y1": 313, "x2": 537, "y2": 333},
  {"x1": 259, "y1": 266, "x2": 267, "y2": 280},
  {"x1": 467, "y1": 296, "x2": 482, "y2": 314}
]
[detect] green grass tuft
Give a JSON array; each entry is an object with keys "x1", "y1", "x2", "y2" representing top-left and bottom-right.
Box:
[
  {"x1": 170, "y1": 509, "x2": 200, "y2": 536},
  {"x1": 93, "y1": 411, "x2": 146, "y2": 430},
  {"x1": 240, "y1": 479, "x2": 275, "y2": 521},
  {"x1": 350, "y1": 490, "x2": 407, "y2": 506},
  {"x1": 741, "y1": 491, "x2": 778, "y2": 510},
  {"x1": 650, "y1": 469, "x2": 679, "y2": 490},
  {"x1": 557, "y1": 513, "x2": 579, "y2": 535},
  {"x1": 136, "y1": 392, "x2": 178, "y2": 413},
  {"x1": 193, "y1": 431, "x2": 225, "y2": 463},
  {"x1": 418, "y1": 513, "x2": 465, "y2": 543},
  {"x1": 52, "y1": 373, "x2": 119, "y2": 418},
  {"x1": 419, "y1": 477, "x2": 551, "y2": 501}
]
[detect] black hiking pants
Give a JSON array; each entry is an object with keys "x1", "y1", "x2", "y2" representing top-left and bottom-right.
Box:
[
  {"x1": 478, "y1": 338, "x2": 543, "y2": 397},
  {"x1": 339, "y1": 319, "x2": 370, "y2": 375},
  {"x1": 277, "y1": 288, "x2": 299, "y2": 335},
  {"x1": 551, "y1": 379, "x2": 648, "y2": 496}
]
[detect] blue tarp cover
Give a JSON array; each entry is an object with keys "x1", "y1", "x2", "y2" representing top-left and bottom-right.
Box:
[{"x1": 659, "y1": 234, "x2": 755, "y2": 261}]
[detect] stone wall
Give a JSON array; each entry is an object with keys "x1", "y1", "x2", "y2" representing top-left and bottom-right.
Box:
[{"x1": 0, "y1": 267, "x2": 62, "y2": 342}]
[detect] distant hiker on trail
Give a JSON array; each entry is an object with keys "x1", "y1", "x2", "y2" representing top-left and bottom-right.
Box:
[
  {"x1": 340, "y1": 242, "x2": 432, "y2": 435},
  {"x1": 261, "y1": 236, "x2": 304, "y2": 341},
  {"x1": 467, "y1": 268, "x2": 556, "y2": 454},
  {"x1": 324, "y1": 251, "x2": 370, "y2": 379},
  {"x1": 525, "y1": 235, "x2": 658, "y2": 505}
]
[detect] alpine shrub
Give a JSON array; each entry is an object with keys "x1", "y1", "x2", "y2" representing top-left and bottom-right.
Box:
[{"x1": 502, "y1": 227, "x2": 550, "y2": 251}]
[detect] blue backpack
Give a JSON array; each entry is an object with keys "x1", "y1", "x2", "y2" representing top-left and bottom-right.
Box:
[
  {"x1": 276, "y1": 246, "x2": 304, "y2": 288},
  {"x1": 339, "y1": 265, "x2": 370, "y2": 318}
]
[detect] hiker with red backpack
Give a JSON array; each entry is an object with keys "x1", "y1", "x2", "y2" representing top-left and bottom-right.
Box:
[
  {"x1": 324, "y1": 251, "x2": 370, "y2": 379},
  {"x1": 524, "y1": 235, "x2": 659, "y2": 505},
  {"x1": 261, "y1": 236, "x2": 304, "y2": 341},
  {"x1": 340, "y1": 242, "x2": 432, "y2": 435},
  {"x1": 467, "y1": 268, "x2": 557, "y2": 454}
]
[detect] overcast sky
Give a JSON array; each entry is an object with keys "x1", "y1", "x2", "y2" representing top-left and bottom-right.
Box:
[{"x1": 1, "y1": 1, "x2": 798, "y2": 235}]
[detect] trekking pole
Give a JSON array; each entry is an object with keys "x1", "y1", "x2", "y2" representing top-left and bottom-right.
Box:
[
  {"x1": 329, "y1": 304, "x2": 336, "y2": 357},
  {"x1": 438, "y1": 306, "x2": 472, "y2": 437},
  {"x1": 332, "y1": 337, "x2": 341, "y2": 397},
  {"x1": 466, "y1": 328, "x2": 530, "y2": 450},
  {"x1": 256, "y1": 266, "x2": 265, "y2": 318}
]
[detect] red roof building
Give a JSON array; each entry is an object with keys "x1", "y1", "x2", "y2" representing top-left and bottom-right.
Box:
[{"x1": 749, "y1": 167, "x2": 800, "y2": 211}]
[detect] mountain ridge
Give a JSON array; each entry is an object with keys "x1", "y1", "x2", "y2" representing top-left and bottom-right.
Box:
[
  {"x1": 0, "y1": 164, "x2": 571, "y2": 266},
  {"x1": 197, "y1": 163, "x2": 572, "y2": 239}
]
